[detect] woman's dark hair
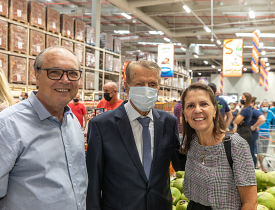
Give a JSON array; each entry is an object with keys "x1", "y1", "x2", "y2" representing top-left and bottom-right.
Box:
[
  {"x1": 180, "y1": 83, "x2": 226, "y2": 154},
  {"x1": 251, "y1": 97, "x2": 257, "y2": 105},
  {"x1": 243, "y1": 92, "x2": 252, "y2": 108}
]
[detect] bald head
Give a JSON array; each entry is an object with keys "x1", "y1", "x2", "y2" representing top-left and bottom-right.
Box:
[
  {"x1": 103, "y1": 82, "x2": 117, "y2": 91},
  {"x1": 103, "y1": 82, "x2": 119, "y2": 103}
]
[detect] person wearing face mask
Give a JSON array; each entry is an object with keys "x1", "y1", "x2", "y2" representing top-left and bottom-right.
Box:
[
  {"x1": 96, "y1": 82, "x2": 123, "y2": 111},
  {"x1": 228, "y1": 102, "x2": 238, "y2": 132},
  {"x1": 258, "y1": 99, "x2": 275, "y2": 172},
  {"x1": 68, "y1": 93, "x2": 87, "y2": 129},
  {"x1": 86, "y1": 60, "x2": 186, "y2": 210},
  {"x1": 19, "y1": 92, "x2": 25, "y2": 101}
]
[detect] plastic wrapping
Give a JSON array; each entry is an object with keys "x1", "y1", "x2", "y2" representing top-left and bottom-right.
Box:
[
  {"x1": 9, "y1": 0, "x2": 28, "y2": 23},
  {"x1": 0, "y1": 0, "x2": 8, "y2": 17},
  {"x1": 28, "y1": 1, "x2": 46, "y2": 29},
  {"x1": 9, "y1": 56, "x2": 26, "y2": 84},
  {"x1": 100, "y1": 33, "x2": 113, "y2": 50},
  {"x1": 85, "y1": 52, "x2": 95, "y2": 68},
  {"x1": 85, "y1": 25, "x2": 96, "y2": 44},
  {"x1": 61, "y1": 39, "x2": 73, "y2": 52},
  {"x1": 74, "y1": 19, "x2": 85, "y2": 42},
  {"x1": 29, "y1": 59, "x2": 36, "y2": 85},
  {"x1": 30, "y1": 30, "x2": 45, "y2": 56},
  {"x1": 46, "y1": 35, "x2": 59, "y2": 48},
  {"x1": 113, "y1": 57, "x2": 120, "y2": 73},
  {"x1": 0, "y1": 20, "x2": 8, "y2": 50},
  {"x1": 9, "y1": 24, "x2": 28, "y2": 54},
  {"x1": 60, "y1": 14, "x2": 74, "y2": 38},
  {"x1": 105, "y1": 54, "x2": 113, "y2": 71},
  {"x1": 74, "y1": 43, "x2": 84, "y2": 66},
  {"x1": 0, "y1": 53, "x2": 8, "y2": 78},
  {"x1": 78, "y1": 71, "x2": 83, "y2": 89},
  {"x1": 113, "y1": 37, "x2": 121, "y2": 53},
  {"x1": 46, "y1": 7, "x2": 60, "y2": 34},
  {"x1": 85, "y1": 72, "x2": 95, "y2": 90}
]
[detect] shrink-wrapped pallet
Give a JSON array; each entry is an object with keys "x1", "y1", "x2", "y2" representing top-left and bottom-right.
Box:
[
  {"x1": 159, "y1": 89, "x2": 164, "y2": 96},
  {"x1": 46, "y1": 7, "x2": 60, "y2": 34},
  {"x1": 105, "y1": 54, "x2": 113, "y2": 71},
  {"x1": 60, "y1": 14, "x2": 74, "y2": 38},
  {"x1": 9, "y1": 0, "x2": 27, "y2": 23},
  {"x1": 85, "y1": 52, "x2": 95, "y2": 68},
  {"x1": 28, "y1": 1, "x2": 46, "y2": 29},
  {"x1": 9, "y1": 56, "x2": 26, "y2": 84},
  {"x1": 100, "y1": 33, "x2": 113, "y2": 50},
  {"x1": 113, "y1": 37, "x2": 121, "y2": 53},
  {"x1": 85, "y1": 25, "x2": 96, "y2": 45},
  {"x1": 74, "y1": 43, "x2": 84, "y2": 66},
  {"x1": 46, "y1": 35, "x2": 59, "y2": 48},
  {"x1": 29, "y1": 59, "x2": 36, "y2": 85},
  {"x1": 0, "y1": 53, "x2": 8, "y2": 78},
  {"x1": 0, "y1": 20, "x2": 8, "y2": 50},
  {"x1": 85, "y1": 72, "x2": 95, "y2": 90},
  {"x1": 30, "y1": 30, "x2": 45, "y2": 56},
  {"x1": 0, "y1": 0, "x2": 8, "y2": 17},
  {"x1": 61, "y1": 39, "x2": 73, "y2": 52},
  {"x1": 9, "y1": 24, "x2": 28, "y2": 54},
  {"x1": 113, "y1": 57, "x2": 120, "y2": 73},
  {"x1": 78, "y1": 71, "x2": 83, "y2": 89},
  {"x1": 74, "y1": 19, "x2": 85, "y2": 42}
]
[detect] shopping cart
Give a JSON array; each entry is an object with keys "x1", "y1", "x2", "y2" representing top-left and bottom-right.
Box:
[{"x1": 257, "y1": 127, "x2": 275, "y2": 171}]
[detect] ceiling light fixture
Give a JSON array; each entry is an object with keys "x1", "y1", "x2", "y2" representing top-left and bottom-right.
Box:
[
  {"x1": 218, "y1": 69, "x2": 221, "y2": 71},
  {"x1": 267, "y1": 67, "x2": 271, "y2": 71},
  {"x1": 260, "y1": 42, "x2": 264, "y2": 48},
  {"x1": 180, "y1": 47, "x2": 186, "y2": 52},
  {"x1": 149, "y1": 31, "x2": 164, "y2": 35},
  {"x1": 211, "y1": 65, "x2": 215, "y2": 68},
  {"x1": 249, "y1": 11, "x2": 255, "y2": 18},
  {"x1": 114, "y1": 30, "x2": 130, "y2": 34},
  {"x1": 216, "y1": 40, "x2": 222, "y2": 45},
  {"x1": 194, "y1": 54, "x2": 199, "y2": 58},
  {"x1": 262, "y1": 51, "x2": 266, "y2": 55},
  {"x1": 183, "y1": 5, "x2": 191, "y2": 13},
  {"x1": 204, "y1": 26, "x2": 211, "y2": 33},
  {"x1": 163, "y1": 37, "x2": 171, "y2": 42},
  {"x1": 235, "y1": 33, "x2": 275, "y2": 38},
  {"x1": 266, "y1": 63, "x2": 270, "y2": 66},
  {"x1": 243, "y1": 68, "x2": 247, "y2": 71},
  {"x1": 198, "y1": 73, "x2": 201, "y2": 75},
  {"x1": 204, "y1": 60, "x2": 208, "y2": 64},
  {"x1": 264, "y1": 58, "x2": 268, "y2": 62},
  {"x1": 121, "y1": 13, "x2": 132, "y2": 19}
]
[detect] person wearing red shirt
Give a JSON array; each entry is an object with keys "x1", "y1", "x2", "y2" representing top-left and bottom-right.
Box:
[
  {"x1": 97, "y1": 82, "x2": 123, "y2": 111},
  {"x1": 68, "y1": 93, "x2": 87, "y2": 129}
]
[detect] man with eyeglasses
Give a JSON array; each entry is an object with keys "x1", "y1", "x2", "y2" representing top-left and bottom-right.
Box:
[{"x1": 0, "y1": 46, "x2": 88, "y2": 210}]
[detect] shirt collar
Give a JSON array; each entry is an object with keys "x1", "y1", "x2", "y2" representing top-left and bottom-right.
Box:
[
  {"x1": 125, "y1": 100, "x2": 154, "y2": 122},
  {"x1": 28, "y1": 91, "x2": 73, "y2": 121}
]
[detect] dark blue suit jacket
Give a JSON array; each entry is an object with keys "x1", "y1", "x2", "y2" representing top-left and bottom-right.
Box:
[{"x1": 86, "y1": 101, "x2": 186, "y2": 210}]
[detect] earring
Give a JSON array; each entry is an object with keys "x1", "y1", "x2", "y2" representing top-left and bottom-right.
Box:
[{"x1": 213, "y1": 116, "x2": 216, "y2": 120}]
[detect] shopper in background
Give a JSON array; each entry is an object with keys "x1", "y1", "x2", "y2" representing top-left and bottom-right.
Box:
[
  {"x1": 234, "y1": 92, "x2": 253, "y2": 144},
  {"x1": 24, "y1": 92, "x2": 28, "y2": 100},
  {"x1": 86, "y1": 60, "x2": 186, "y2": 210},
  {"x1": 180, "y1": 83, "x2": 257, "y2": 209},
  {"x1": 235, "y1": 100, "x2": 241, "y2": 111},
  {"x1": 0, "y1": 46, "x2": 88, "y2": 209},
  {"x1": 258, "y1": 99, "x2": 275, "y2": 172},
  {"x1": 96, "y1": 81, "x2": 123, "y2": 111},
  {"x1": 228, "y1": 102, "x2": 238, "y2": 133},
  {"x1": 249, "y1": 97, "x2": 265, "y2": 168},
  {"x1": 0, "y1": 68, "x2": 14, "y2": 112},
  {"x1": 269, "y1": 101, "x2": 275, "y2": 115},
  {"x1": 19, "y1": 91, "x2": 25, "y2": 101},
  {"x1": 68, "y1": 93, "x2": 88, "y2": 130},
  {"x1": 174, "y1": 93, "x2": 182, "y2": 140},
  {"x1": 208, "y1": 83, "x2": 233, "y2": 128}
]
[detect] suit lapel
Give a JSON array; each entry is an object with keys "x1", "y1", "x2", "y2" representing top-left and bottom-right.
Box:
[{"x1": 115, "y1": 102, "x2": 148, "y2": 183}]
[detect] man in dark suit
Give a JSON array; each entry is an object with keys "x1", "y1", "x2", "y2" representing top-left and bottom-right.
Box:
[{"x1": 86, "y1": 60, "x2": 186, "y2": 210}]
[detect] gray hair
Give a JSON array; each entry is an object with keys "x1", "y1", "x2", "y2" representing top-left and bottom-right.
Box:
[
  {"x1": 34, "y1": 46, "x2": 81, "y2": 73},
  {"x1": 261, "y1": 99, "x2": 269, "y2": 107},
  {"x1": 125, "y1": 60, "x2": 161, "y2": 85}
]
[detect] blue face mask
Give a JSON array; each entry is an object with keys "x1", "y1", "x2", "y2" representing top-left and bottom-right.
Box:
[
  {"x1": 262, "y1": 107, "x2": 268, "y2": 112},
  {"x1": 19, "y1": 96, "x2": 23, "y2": 101},
  {"x1": 129, "y1": 86, "x2": 158, "y2": 112}
]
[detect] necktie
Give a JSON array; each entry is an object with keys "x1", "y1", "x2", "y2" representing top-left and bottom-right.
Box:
[{"x1": 137, "y1": 117, "x2": 152, "y2": 180}]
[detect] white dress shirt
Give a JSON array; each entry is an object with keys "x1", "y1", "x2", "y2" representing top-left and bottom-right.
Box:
[{"x1": 124, "y1": 101, "x2": 154, "y2": 164}]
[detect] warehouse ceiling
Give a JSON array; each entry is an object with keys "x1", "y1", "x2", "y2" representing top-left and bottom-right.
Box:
[{"x1": 38, "y1": 0, "x2": 275, "y2": 75}]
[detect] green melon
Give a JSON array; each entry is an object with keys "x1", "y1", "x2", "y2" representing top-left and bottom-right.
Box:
[
  {"x1": 173, "y1": 178, "x2": 184, "y2": 193},
  {"x1": 180, "y1": 193, "x2": 189, "y2": 201},
  {"x1": 255, "y1": 169, "x2": 268, "y2": 191},
  {"x1": 257, "y1": 204, "x2": 269, "y2": 210},
  {"x1": 266, "y1": 186, "x2": 275, "y2": 197},
  {"x1": 171, "y1": 187, "x2": 181, "y2": 205},
  {"x1": 172, "y1": 205, "x2": 176, "y2": 210},
  {"x1": 267, "y1": 171, "x2": 275, "y2": 187},
  {"x1": 257, "y1": 192, "x2": 275, "y2": 210},
  {"x1": 176, "y1": 171, "x2": 185, "y2": 178},
  {"x1": 176, "y1": 200, "x2": 188, "y2": 210}
]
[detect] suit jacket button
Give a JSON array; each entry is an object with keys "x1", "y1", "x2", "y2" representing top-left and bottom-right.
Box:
[{"x1": 147, "y1": 188, "x2": 151, "y2": 193}]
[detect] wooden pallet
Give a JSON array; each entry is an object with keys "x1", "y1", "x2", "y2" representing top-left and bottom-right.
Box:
[
  {"x1": 0, "y1": 13, "x2": 8, "y2": 18},
  {"x1": 29, "y1": 82, "x2": 36, "y2": 85},
  {"x1": 9, "y1": 18, "x2": 28, "y2": 24},
  {"x1": 32, "y1": 25, "x2": 46, "y2": 30},
  {"x1": 47, "y1": 29, "x2": 59, "y2": 35},
  {"x1": 63, "y1": 34, "x2": 74, "y2": 40},
  {"x1": 0, "y1": 46, "x2": 8, "y2": 51},
  {"x1": 11, "y1": 50, "x2": 26, "y2": 54},
  {"x1": 76, "y1": 39, "x2": 85, "y2": 43},
  {"x1": 11, "y1": 81, "x2": 26, "y2": 85},
  {"x1": 30, "y1": 54, "x2": 39, "y2": 57}
]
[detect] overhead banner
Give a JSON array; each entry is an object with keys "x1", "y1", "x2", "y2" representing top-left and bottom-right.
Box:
[
  {"x1": 158, "y1": 43, "x2": 174, "y2": 78},
  {"x1": 223, "y1": 39, "x2": 243, "y2": 77}
]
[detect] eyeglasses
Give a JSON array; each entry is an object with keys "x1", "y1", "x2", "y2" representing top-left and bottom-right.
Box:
[{"x1": 38, "y1": 68, "x2": 82, "y2": 81}]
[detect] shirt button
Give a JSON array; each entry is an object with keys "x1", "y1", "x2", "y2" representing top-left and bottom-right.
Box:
[
  {"x1": 78, "y1": 203, "x2": 81, "y2": 206},
  {"x1": 74, "y1": 183, "x2": 76, "y2": 187},
  {"x1": 65, "y1": 145, "x2": 68, "y2": 148},
  {"x1": 69, "y1": 164, "x2": 72, "y2": 167}
]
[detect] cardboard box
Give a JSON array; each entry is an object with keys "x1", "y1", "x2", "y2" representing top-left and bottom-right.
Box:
[
  {"x1": 0, "y1": 0, "x2": 8, "y2": 17},
  {"x1": 78, "y1": 71, "x2": 83, "y2": 89},
  {"x1": 28, "y1": 1, "x2": 46, "y2": 29},
  {"x1": 29, "y1": 59, "x2": 36, "y2": 85},
  {"x1": 0, "y1": 53, "x2": 8, "y2": 78},
  {"x1": 85, "y1": 72, "x2": 95, "y2": 90},
  {"x1": 9, "y1": 0, "x2": 27, "y2": 23},
  {"x1": 30, "y1": 30, "x2": 45, "y2": 56},
  {"x1": 46, "y1": 35, "x2": 59, "y2": 48},
  {"x1": 100, "y1": 33, "x2": 113, "y2": 50},
  {"x1": 46, "y1": 7, "x2": 60, "y2": 34},
  {"x1": 61, "y1": 39, "x2": 73, "y2": 52},
  {"x1": 113, "y1": 57, "x2": 120, "y2": 73},
  {"x1": 105, "y1": 54, "x2": 113, "y2": 71},
  {"x1": 85, "y1": 25, "x2": 96, "y2": 44},
  {"x1": 74, "y1": 19, "x2": 85, "y2": 42},
  {"x1": 9, "y1": 24, "x2": 28, "y2": 54},
  {"x1": 74, "y1": 43, "x2": 84, "y2": 66},
  {"x1": 113, "y1": 37, "x2": 121, "y2": 53},
  {"x1": 60, "y1": 14, "x2": 74, "y2": 38},
  {"x1": 0, "y1": 20, "x2": 8, "y2": 50},
  {"x1": 9, "y1": 56, "x2": 26, "y2": 84},
  {"x1": 85, "y1": 52, "x2": 95, "y2": 68}
]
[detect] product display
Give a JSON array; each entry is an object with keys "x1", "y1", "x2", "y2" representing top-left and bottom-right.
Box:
[
  {"x1": 0, "y1": 0, "x2": 8, "y2": 17},
  {"x1": 46, "y1": 7, "x2": 60, "y2": 34},
  {"x1": 78, "y1": 71, "x2": 83, "y2": 89},
  {"x1": 105, "y1": 54, "x2": 113, "y2": 71},
  {"x1": 28, "y1": 1, "x2": 46, "y2": 29},
  {"x1": 60, "y1": 14, "x2": 74, "y2": 39},
  {"x1": 74, "y1": 19, "x2": 85, "y2": 42},
  {"x1": 0, "y1": 20, "x2": 8, "y2": 50},
  {"x1": 9, "y1": 24, "x2": 28, "y2": 54},
  {"x1": 85, "y1": 25, "x2": 96, "y2": 45},
  {"x1": 113, "y1": 37, "x2": 121, "y2": 53},
  {"x1": 113, "y1": 58, "x2": 120, "y2": 73},
  {"x1": 61, "y1": 39, "x2": 74, "y2": 52},
  {"x1": 86, "y1": 72, "x2": 95, "y2": 90},
  {"x1": 9, "y1": 56, "x2": 27, "y2": 84},
  {"x1": 74, "y1": 43, "x2": 84, "y2": 66},
  {"x1": 100, "y1": 33, "x2": 113, "y2": 51},
  {"x1": 29, "y1": 59, "x2": 36, "y2": 85},
  {"x1": 9, "y1": 0, "x2": 28, "y2": 23},
  {"x1": 46, "y1": 35, "x2": 59, "y2": 48},
  {"x1": 29, "y1": 30, "x2": 45, "y2": 56},
  {"x1": 0, "y1": 53, "x2": 8, "y2": 78},
  {"x1": 85, "y1": 52, "x2": 95, "y2": 68}
]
